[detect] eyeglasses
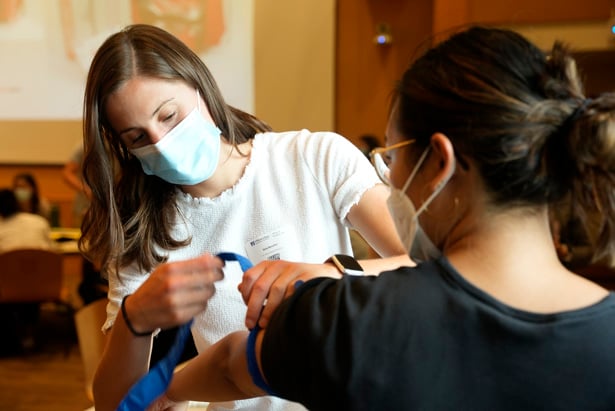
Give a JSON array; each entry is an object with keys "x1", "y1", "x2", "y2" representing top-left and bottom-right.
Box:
[{"x1": 369, "y1": 140, "x2": 415, "y2": 184}]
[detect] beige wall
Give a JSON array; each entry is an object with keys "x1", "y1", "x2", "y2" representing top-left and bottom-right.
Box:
[{"x1": 254, "y1": 0, "x2": 335, "y2": 132}]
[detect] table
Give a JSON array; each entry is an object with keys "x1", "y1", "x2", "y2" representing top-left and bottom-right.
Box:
[{"x1": 50, "y1": 228, "x2": 84, "y2": 308}]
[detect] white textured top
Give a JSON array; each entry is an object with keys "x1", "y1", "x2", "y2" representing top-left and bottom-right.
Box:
[
  {"x1": 0, "y1": 212, "x2": 53, "y2": 252},
  {"x1": 104, "y1": 129, "x2": 380, "y2": 410}
]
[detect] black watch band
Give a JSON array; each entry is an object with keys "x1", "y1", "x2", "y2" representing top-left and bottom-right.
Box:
[{"x1": 325, "y1": 254, "x2": 364, "y2": 276}]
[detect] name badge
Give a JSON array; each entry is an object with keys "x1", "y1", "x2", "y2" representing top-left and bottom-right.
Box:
[{"x1": 245, "y1": 228, "x2": 290, "y2": 263}]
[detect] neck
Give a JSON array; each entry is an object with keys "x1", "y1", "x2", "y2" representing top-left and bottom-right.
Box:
[
  {"x1": 181, "y1": 140, "x2": 252, "y2": 198},
  {"x1": 446, "y1": 207, "x2": 561, "y2": 275},
  {"x1": 444, "y1": 207, "x2": 609, "y2": 312}
]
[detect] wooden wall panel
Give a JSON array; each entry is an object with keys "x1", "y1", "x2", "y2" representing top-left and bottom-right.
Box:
[
  {"x1": 432, "y1": 0, "x2": 469, "y2": 43},
  {"x1": 432, "y1": 0, "x2": 613, "y2": 35},
  {"x1": 469, "y1": 0, "x2": 613, "y2": 25},
  {"x1": 336, "y1": 0, "x2": 614, "y2": 148},
  {"x1": 335, "y1": 0, "x2": 433, "y2": 145},
  {"x1": 574, "y1": 50, "x2": 615, "y2": 96}
]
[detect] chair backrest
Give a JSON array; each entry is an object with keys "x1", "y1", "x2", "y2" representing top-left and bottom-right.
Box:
[
  {"x1": 74, "y1": 298, "x2": 108, "y2": 402},
  {"x1": 0, "y1": 248, "x2": 64, "y2": 303}
]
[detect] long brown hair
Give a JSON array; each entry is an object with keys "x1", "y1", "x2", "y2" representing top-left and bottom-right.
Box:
[{"x1": 80, "y1": 24, "x2": 271, "y2": 274}]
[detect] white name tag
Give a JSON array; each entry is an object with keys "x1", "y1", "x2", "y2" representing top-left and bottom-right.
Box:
[{"x1": 245, "y1": 228, "x2": 291, "y2": 263}]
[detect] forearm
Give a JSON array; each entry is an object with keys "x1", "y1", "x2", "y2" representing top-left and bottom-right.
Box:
[
  {"x1": 92, "y1": 308, "x2": 153, "y2": 411},
  {"x1": 358, "y1": 253, "x2": 414, "y2": 275},
  {"x1": 168, "y1": 331, "x2": 266, "y2": 403}
]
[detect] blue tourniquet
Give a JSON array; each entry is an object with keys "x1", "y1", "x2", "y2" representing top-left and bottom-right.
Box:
[{"x1": 116, "y1": 252, "x2": 253, "y2": 411}]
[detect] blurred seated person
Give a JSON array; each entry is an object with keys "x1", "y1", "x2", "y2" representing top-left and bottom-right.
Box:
[
  {"x1": 12, "y1": 173, "x2": 52, "y2": 222},
  {"x1": 0, "y1": 188, "x2": 53, "y2": 252},
  {"x1": 0, "y1": 188, "x2": 54, "y2": 354},
  {"x1": 62, "y1": 143, "x2": 91, "y2": 228}
]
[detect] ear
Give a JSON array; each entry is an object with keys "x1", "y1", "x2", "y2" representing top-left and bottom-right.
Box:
[{"x1": 428, "y1": 132, "x2": 456, "y2": 191}]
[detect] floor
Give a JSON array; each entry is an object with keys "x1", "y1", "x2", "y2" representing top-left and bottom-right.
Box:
[{"x1": 0, "y1": 305, "x2": 93, "y2": 411}]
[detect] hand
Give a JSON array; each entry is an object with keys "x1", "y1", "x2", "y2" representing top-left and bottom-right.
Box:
[
  {"x1": 146, "y1": 393, "x2": 189, "y2": 411},
  {"x1": 125, "y1": 254, "x2": 224, "y2": 334},
  {"x1": 239, "y1": 260, "x2": 340, "y2": 329}
]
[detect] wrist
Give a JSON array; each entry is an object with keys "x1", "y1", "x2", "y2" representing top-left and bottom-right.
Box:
[
  {"x1": 121, "y1": 294, "x2": 154, "y2": 337},
  {"x1": 324, "y1": 254, "x2": 364, "y2": 276},
  {"x1": 322, "y1": 261, "x2": 344, "y2": 279}
]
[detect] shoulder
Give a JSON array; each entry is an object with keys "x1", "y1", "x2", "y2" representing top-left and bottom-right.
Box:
[
  {"x1": 259, "y1": 265, "x2": 443, "y2": 407},
  {"x1": 269, "y1": 265, "x2": 435, "y2": 324},
  {"x1": 18, "y1": 212, "x2": 50, "y2": 227},
  {"x1": 267, "y1": 262, "x2": 449, "y2": 334},
  {"x1": 256, "y1": 129, "x2": 356, "y2": 153}
]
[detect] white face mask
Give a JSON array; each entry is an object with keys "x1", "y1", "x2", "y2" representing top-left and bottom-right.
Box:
[
  {"x1": 129, "y1": 90, "x2": 221, "y2": 185},
  {"x1": 386, "y1": 146, "x2": 455, "y2": 262},
  {"x1": 13, "y1": 187, "x2": 32, "y2": 202}
]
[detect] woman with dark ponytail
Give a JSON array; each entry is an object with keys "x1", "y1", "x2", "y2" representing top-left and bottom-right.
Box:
[{"x1": 151, "y1": 26, "x2": 615, "y2": 410}]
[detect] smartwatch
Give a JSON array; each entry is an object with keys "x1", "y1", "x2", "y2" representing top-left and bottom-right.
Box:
[{"x1": 326, "y1": 254, "x2": 364, "y2": 276}]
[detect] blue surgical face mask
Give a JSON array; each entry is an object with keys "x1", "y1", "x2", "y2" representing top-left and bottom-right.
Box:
[
  {"x1": 386, "y1": 146, "x2": 455, "y2": 262},
  {"x1": 129, "y1": 90, "x2": 221, "y2": 185}
]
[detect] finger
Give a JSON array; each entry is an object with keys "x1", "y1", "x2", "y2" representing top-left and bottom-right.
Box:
[
  {"x1": 284, "y1": 279, "x2": 305, "y2": 299},
  {"x1": 132, "y1": 260, "x2": 221, "y2": 330},
  {"x1": 243, "y1": 264, "x2": 283, "y2": 329},
  {"x1": 244, "y1": 283, "x2": 274, "y2": 329},
  {"x1": 256, "y1": 266, "x2": 298, "y2": 328},
  {"x1": 173, "y1": 255, "x2": 225, "y2": 292},
  {"x1": 185, "y1": 253, "x2": 225, "y2": 276},
  {"x1": 240, "y1": 261, "x2": 271, "y2": 302}
]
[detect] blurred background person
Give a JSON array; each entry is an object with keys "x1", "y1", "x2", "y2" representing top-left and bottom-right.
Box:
[
  {"x1": 0, "y1": 188, "x2": 53, "y2": 253},
  {"x1": 0, "y1": 188, "x2": 54, "y2": 354},
  {"x1": 62, "y1": 142, "x2": 91, "y2": 228},
  {"x1": 11, "y1": 172, "x2": 52, "y2": 222}
]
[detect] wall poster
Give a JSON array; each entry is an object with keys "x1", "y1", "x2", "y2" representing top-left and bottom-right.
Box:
[{"x1": 0, "y1": 0, "x2": 254, "y2": 120}]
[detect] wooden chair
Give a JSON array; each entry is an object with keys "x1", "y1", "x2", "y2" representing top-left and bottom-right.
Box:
[
  {"x1": 74, "y1": 298, "x2": 107, "y2": 402},
  {"x1": 0, "y1": 248, "x2": 75, "y2": 353},
  {"x1": 0, "y1": 248, "x2": 67, "y2": 303}
]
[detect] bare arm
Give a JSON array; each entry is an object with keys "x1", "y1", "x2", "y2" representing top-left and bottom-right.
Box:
[
  {"x1": 93, "y1": 255, "x2": 224, "y2": 411},
  {"x1": 345, "y1": 183, "x2": 407, "y2": 260},
  {"x1": 164, "y1": 331, "x2": 266, "y2": 404},
  {"x1": 93, "y1": 305, "x2": 154, "y2": 411}
]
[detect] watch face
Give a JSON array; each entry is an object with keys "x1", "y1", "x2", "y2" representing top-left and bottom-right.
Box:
[{"x1": 335, "y1": 254, "x2": 363, "y2": 271}]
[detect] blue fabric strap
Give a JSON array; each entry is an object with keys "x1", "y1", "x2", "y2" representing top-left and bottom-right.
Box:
[
  {"x1": 216, "y1": 252, "x2": 254, "y2": 273},
  {"x1": 246, "y1": 325, "x2": 277, "y2": 395},
  {"x1": 117, "y1": 318, "x2": 193, "y2": 411},
  {"x1": 117, "y1": 252, "x2": 253, "y2": 411}
]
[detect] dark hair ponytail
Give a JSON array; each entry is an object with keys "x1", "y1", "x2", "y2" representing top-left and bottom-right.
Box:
[
  {"x1": 566, "y1": 94, "x2": 615, "y2": 265},
  {"x1": 395, "y1": 26, "x2": 615, "y2": 265}
]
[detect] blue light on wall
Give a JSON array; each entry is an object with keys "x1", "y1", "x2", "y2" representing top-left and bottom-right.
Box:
[{"x1": 373, "y1": 23, "x2": 393, "y2": 46}]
